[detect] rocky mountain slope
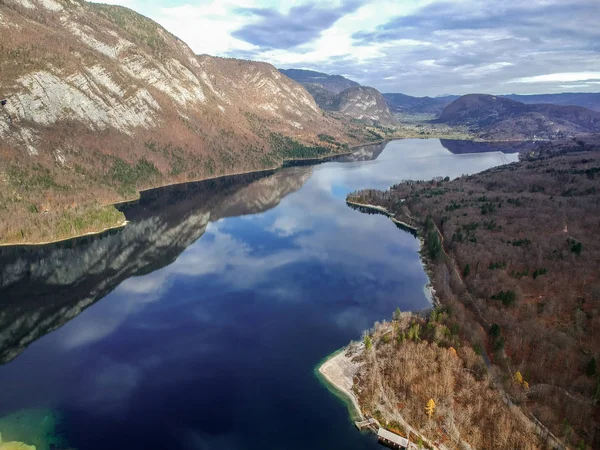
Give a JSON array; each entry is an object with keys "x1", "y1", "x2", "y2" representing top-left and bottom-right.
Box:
[
  {"x1": 437, "y1": 94, "x2": 600, "y2": 139},
  {"x1": 280, "y1": 69, "x2": 394, "y2": 125},
  {"x1": 332, "y1": 86, "x2": 395, "y2": 125},
  {"x1": 382, "y1": 93, "x2": 458, "y2": 118},
  {"x1": 0, "y1": 0, "x2": 362, "y2": 244},
  {"x1": 278, "y1": 69, "x2": 359, "y2": 95}
]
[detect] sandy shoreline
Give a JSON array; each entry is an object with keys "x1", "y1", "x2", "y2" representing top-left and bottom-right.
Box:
[{"x1": 317, "y1": 343, "x2": 364, "y2": 421}]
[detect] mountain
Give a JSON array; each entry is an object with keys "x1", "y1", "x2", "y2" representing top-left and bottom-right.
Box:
[
  {"x1": 278, "y1": 69, "x2": 360, "y2": 95},
  {"x1": 0, "y1": 0, "x2": 361, "y2": 244},
  {"x1": 280, "y1": 68, "x2": 394, "y2": 125},
  {"x1": 332, "y1": 86, "x2": 395, "y2": 125},
  {"x1": 382, "y1": 92, "x2": 600, "y2": 119},
  {"x1": 504, "y1": 93, "x2": 600, "y2": 112},
  {"x1": 383, "y1": 93, "x2": 458, "y2": 117},
  {"x1": 437, "y1": 94, "x2": 600, "y2": 140}
]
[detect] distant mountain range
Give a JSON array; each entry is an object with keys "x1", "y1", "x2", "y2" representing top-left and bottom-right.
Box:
[
  {"x1": 281, "y1": 69, "x2": 600, "y2": 119},
  {"x1": 436, "y1": 94, "x2": 600, "y2": 140},
  {"x1": 279, "y1": 69, "x2": 360, "y2": 95},
  {"x1": 382, "y1": 93, "x2": 459, "y2": 117}
]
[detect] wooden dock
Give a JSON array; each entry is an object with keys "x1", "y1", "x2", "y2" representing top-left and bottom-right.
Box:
[
  {"x1": 355, "y1": 418, "x2": 412, "y2": 450},
  {"x1": 378, "y1": 427, "x2": 409, "y2": 450},
  {"x1": 355, "y1": 417, "x2": 379, "y2": 433}
]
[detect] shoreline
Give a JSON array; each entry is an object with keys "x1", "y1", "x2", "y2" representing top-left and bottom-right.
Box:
[
  {"x1": 315, "y1": 345, "x2": 364, "y2": 422},
  {"x1": 342, "y1": 175, "x2": 572, "y2": 449},
  {"x1": 346, "y1": 199, "x2": 438, "y2": 309},
  {"x1": 2, "y1": 135, "x2": 528, "y2": 247},
  {"x1": 0, "y1": 220, "x2": 129, "y2": 249},
  {"x1": 1, "y1": 141, "x2": 385, "y2": 247},
  {"x1": 345, "y1": 200, "x2": 419, "y2": 233}
]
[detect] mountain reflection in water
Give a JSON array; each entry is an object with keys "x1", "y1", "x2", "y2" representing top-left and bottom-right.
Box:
[
  {"x1": 0, "y1": 139, "x2": 520, "y2": 450},
  {"x1": 0, "y1": 167, "x2": 312, "y2": 364}
]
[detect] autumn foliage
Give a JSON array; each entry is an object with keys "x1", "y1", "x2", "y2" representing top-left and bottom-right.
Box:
[{"x1": 348, "y1": 143, "x2": 600, "y2": 448}]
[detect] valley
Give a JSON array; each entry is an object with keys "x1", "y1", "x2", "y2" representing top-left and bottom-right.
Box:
[{"x1": 1, "y1": 1, "x2": 600, "y2": 450}]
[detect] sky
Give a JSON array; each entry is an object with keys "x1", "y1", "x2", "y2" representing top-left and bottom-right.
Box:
[{"x1": 92, "y1": 0, "x2": 600, "y2": 96}]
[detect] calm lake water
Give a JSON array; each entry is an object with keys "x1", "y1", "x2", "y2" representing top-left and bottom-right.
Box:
[{"x1": 0, "y1": 139, "x2": 519, "y2": 450}]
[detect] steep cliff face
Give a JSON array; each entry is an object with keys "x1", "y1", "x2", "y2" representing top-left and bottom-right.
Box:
[
  {"x1": 332, "y1": 86, "x2": 395, "y2": 125},
  {"x1": 280, "y1": 69, "x2": 396, "y2": 125},
  {"x1": 0, "y1": 0, "x2": 354, "y2": 243}
]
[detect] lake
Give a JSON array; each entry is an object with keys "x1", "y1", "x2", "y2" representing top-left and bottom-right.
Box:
[{"x1": 0, "y1": 139, "x2": 519, "y2": 450}]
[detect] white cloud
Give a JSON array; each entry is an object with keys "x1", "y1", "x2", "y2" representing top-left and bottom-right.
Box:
[
  {"x1": 511, "y1": 72, "x2": 600, "y2": 84},
  {"x1": 90, "y1": 0, "x2": 600, "y2": 98}
]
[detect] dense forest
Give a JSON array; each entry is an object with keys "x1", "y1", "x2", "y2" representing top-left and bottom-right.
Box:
[{"x1": 348, "y1": 136, "x2": 600, "y2": 449}]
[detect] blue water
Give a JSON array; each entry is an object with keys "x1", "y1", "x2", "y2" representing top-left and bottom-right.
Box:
[{"x1": 0, "y1": 139, "x2": 519, "y2": 449}]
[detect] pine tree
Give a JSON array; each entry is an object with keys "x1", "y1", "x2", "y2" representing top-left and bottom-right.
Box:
[{"x1": 425, "y1": 398, "x2": 435, "y2": 418}]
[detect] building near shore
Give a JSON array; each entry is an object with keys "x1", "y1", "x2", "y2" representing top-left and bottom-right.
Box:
[{"x1": 378, "y1": 428, "x2": 409, "y2": 449}]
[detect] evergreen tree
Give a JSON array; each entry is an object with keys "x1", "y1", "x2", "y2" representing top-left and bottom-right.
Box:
[{"x1": 364, "y1": 334, "x2": 372, "y2": 350}]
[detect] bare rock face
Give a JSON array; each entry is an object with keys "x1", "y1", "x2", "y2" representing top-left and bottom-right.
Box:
[
  {"x1": 280, "y1": 69, "x2": 395, "y2": 125},
  {"x1": 0, "y1": 0, "x2": 350, "y2": 196},
  {"x1": 332, "y1": 86, "x2": 395, "y2": 126},
  {"x1": 437, "y1": 94, "x2": 600, "y2": 140}
]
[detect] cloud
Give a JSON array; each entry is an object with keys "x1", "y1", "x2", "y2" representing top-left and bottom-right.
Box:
[
  {"x1": 231, "y1": 1, "x2": 365, "y2": 49},
  {"x1": 90, "y1": 0, "x2": 600, "y2": 96},
  {"x1": 511, "y1": 72, "x2": 600, "y2": 84}
]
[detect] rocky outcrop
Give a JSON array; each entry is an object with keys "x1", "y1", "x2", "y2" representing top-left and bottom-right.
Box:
[
  {"x1": 280, "y1": 69, "x2": 395, "y2": 125},
  {"x1": 332, "y1": 86, "x2": 395, "y2": 125},
  {"x1": 0, "y1": 1, "x2": 341, "y2": 156}
]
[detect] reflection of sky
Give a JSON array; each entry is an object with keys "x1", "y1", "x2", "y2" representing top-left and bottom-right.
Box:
[{"x1": 0, "y1": 140, "x2": 519, "y2": 450}]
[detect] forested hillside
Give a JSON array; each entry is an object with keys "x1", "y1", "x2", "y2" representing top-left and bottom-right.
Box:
[
  {"x1": 0, "y1": 0, "x2": 367, "y2": 244},
  {"x1": 348, "y1": 136, "x2": 600, "y2": 449}
]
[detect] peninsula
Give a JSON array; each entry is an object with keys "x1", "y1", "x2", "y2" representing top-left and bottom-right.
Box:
[{"x1": 322, "y1": 135, "x2": 600, "y2": 449}]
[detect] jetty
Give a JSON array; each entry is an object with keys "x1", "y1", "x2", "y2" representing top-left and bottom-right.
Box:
[
  {"x1": 355, "y1": 418, "x2": 412, "y2": 450},
  {"x1": 378, "y1": 428, "x2": 409, "y2": 449},
  {"x1": 355, "y1": 417, "x2": 379, "y2": 433}
]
